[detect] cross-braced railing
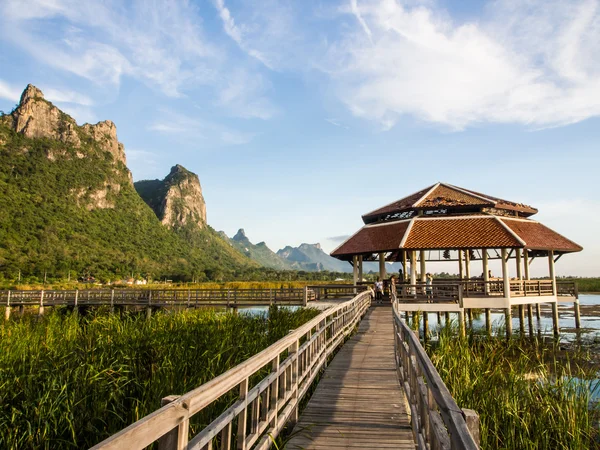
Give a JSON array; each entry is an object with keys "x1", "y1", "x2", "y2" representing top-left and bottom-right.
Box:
[
  {"x1": 392, "y1": 303, "x2": 480, "y2": 449},
  {"x1": 90, "y1": 291, "x2": 372, "y2": 450}
]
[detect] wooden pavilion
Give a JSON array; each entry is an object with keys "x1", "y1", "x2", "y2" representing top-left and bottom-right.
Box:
[{"x1": 330, "y1": 182, "x2": 583, "y2": 337}]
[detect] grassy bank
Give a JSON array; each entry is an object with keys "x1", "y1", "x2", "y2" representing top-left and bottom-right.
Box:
[
  {"x1": 0, "y1": 306, "x2": 320, "y2": 449},
  {"x1": 428, "y1": 332, "x2": 599, "y2": 449}
]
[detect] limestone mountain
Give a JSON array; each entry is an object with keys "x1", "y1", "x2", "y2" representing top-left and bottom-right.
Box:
[
  {"x1": 135, "y1": 165, "x2": 207, "y2": 230},
  {"x1": 0, "y1": 84, "x2": 254, "y2": 281},
  {"x1": 277, "y1": 243, "x2": 351, "y2": 272},
  {"x1": 227, "y1": 229, "x2": 294, "y2": 270}
]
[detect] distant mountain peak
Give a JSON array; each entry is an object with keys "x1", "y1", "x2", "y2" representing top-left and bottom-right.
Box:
[
  {"x1": 233, "y1": 228, "x2": 247, "y2": 241},
  {"x1": 134, "y1": 164, "x2": 206, "y2": 230}
]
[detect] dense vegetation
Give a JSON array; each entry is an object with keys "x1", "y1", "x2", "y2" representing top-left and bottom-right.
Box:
[
  {"x1": 0, "y1": 306, "x2": 320, "y2": 449},
  {"x1": 0, "y1": 121, "x2": 256, "y2": 282},
  {"x1": 429, "y1": 330, "x2": 599, "y2": 449}
]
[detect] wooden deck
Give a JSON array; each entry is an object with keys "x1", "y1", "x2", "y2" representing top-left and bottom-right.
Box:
[{"x1": 286, "y1": 304, "x2": 415, "y2": 450}]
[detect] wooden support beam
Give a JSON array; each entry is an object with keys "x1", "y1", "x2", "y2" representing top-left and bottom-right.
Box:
[
  {"x1": 465, "y1": 250, "x2": 471, "y2": 280},
  {"x1": 458, "y1": 250, "x2": 464, "y2": 280},
  {"x1": 485, "y1": 309, "x2": 491, "y2": 336},
  {"x1": 527, "y1": 305, "x2": 534, "y2": 340},
  {"x1": 482, "y1": 249, "x2": 489, "y2": 294},
  {"x1": 574, "y1": 300, "x2": 581, "y2": 329},
  {"x1": 548, "y1": 250, "x2": 560, "y2": 337},
  {"x1": 378, "y1": 252, "x2": 386, "y2": 280},
  {"x1": 458, "y1": 310, "x2": 465, "y2": 337},
  {"x1": 420, "y1": 250, "x2": 426, "y2": 283},
  {"x1": 505, "y1": 307, "x2": 513, "y2": 340},
  {"x1": 410, "y1": 251, "x2": 417, "y2": 296},
  {"x1": 353, "y1": 255, "x2": 358, "y2": 286},
  {"x1": 519, "y1": 305, "x2": 525, "y2": 337},
  {"x1": 357, "y1": 255, "x2": 363, "y2": 282}
]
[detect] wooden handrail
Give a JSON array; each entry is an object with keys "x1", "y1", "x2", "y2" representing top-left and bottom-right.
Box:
[
  {"x1": 90, "y1": 291, "x2": 372, "y2": 450},
  {"x1": 392, "y1": 302, "x2": 480, "y2": 449}
]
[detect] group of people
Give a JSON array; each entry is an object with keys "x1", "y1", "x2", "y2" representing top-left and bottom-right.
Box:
[{"x1": 372, "y1": 272, "x2": 434, "y2": 303}]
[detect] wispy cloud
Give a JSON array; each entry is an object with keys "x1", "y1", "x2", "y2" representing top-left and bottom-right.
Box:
[
  {"x1": 325, "y1": 118, "x2": 349, "y2": 129},
  {"x1": 0, "y1": 79, "x2": 21, "y2": 102},
  {"x1": 0, "y1": 0, "x2": 276, "y2": 119},
  {"x1": 212, "y1": 0, "x2": 273, "y2": 69},
  {"x1": 322, "y1": 0, "x2": 600, "y2": 130},
  {"x1": 327, "y1": 234, "x2": 350, "y2": 243},
  {"x1": 149, "y1": 109, "x2": 255, "y2": 146}
]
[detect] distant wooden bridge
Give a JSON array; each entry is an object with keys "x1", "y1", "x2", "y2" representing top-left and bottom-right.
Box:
[
  {"x1": 1, "y1": 285, "x2": 367, "y2": 320},
  {"x1": 90, "y1": 291, "x2": 479, "y2": 450}
]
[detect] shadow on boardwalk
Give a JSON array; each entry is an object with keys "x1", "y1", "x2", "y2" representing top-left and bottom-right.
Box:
[{"x1": 286, "y1": 304, "x2": 415, "y2": 449}]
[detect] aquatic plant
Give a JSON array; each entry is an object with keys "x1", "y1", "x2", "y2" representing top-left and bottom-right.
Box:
[
  {"x1": 0, "y1": 306, "x2": 320, "y2": 449},
  {"x1": 428, "y1": 329, "x2": 600, "y2": 449}
]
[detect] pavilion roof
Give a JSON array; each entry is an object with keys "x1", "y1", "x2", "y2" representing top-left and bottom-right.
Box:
[
  {"x1": 362, "y1": 183, "x2": 538, "y2": 223},
  {"x1": 331, "y1": 215, "x2": 582, "y2": 259}
]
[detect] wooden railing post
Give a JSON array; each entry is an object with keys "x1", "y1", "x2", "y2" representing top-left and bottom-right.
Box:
[
  {"x1": 237, "y1": 378, "x2": 249, "y2": 450},
  {"x1": 39, "y1": 290, "x2": 45, "y2": 316},
  {"x1": 157, "y1": 395, "x2": 189, "y2": 450},
  {"x1": 303, "y1": 286, "x2": 308, "y2": 306},
  {"x1": 4, "y1": 291, "x2": 11, "y2": 321},
  {"x1": 462, "y1": 409, "x2": 480, "y2": 447}
]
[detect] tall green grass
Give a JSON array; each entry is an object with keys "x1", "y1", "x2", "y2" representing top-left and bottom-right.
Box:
[
  {"x1": 0, "y1": 306, "x2": 320, "y2": 449},
  {"x1": 428, "y1": 330, "x2": 600, "y2": 449}
]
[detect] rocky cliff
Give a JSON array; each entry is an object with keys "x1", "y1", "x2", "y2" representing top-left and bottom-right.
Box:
[
  {"x1": 228, "y1": 229, "x2": 294, "y2": 270},
  {"x1": 2, "y1": 85, "x2": 130, "y2": 177},
  {"x1": 134, "y1": 165, "x2": 207, "y2": 229},
  {"x1": 0, "y1": 84, "x2": 254, "y2": 281}
]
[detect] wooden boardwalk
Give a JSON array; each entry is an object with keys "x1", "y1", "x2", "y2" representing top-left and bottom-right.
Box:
[{"x1": 286, "y1": 304, "x2": 416, "y2": 450}]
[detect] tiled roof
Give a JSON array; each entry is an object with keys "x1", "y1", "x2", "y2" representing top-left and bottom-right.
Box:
[
  {"x1": 362, "y1": 183, "x2": 538, "y2": 223},
  {"x1": 416, "y1": 184, "x2": 490, "y2": 208},
  {"x1": 501, "y1": 219, "x2": 582, "y2": 252},
  {"x1": 331, "y1": 221, "x2": 410, "y2": 256},
  {"x1": 361, "y1": 185, "x2": 435, "y2": 219},
  {"x1": 403, "y1": 217, "x2": 521, "y2": 249},
  {"x1": 455, "y1": 185, "x2": 537, "y2": 215}
]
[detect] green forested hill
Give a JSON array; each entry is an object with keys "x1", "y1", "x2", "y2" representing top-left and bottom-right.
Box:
[{"x1": 0, "y1": 90, "x2": 255, "y2": 283}]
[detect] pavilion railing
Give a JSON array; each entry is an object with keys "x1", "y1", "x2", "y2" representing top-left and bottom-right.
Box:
[
  {"x1": 395, "y1": 283, "x2": 460, "y2": 303},
  {"x1": 392, "y1": 302, "x2": 480, "y2": 449},
  {"x1": 307, "y1": 284, "x2": 368, "y2": 300},
  {"x1": 89, "y1": 291, "x2": 372, "y2": 450}
]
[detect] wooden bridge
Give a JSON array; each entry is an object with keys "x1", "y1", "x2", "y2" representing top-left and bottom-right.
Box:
[
  {"x1": 1, "y1": 285, "x2": 366, "y2": 320},
  {"x1": 90, "y1": 291, "x2": 479, "y2": 450}
]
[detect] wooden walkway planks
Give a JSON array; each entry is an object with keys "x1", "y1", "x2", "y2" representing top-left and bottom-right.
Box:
[{"x1": 286, "y1": 304, "x2": 416, "y2": 450}]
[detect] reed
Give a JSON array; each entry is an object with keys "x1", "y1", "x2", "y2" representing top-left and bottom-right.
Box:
[
  {"x1": 428, "y1": 329, "x2": 600, "y2": 449},
  {"x1": 0, "y1": 306, "x2": 320, "y2": 449}
]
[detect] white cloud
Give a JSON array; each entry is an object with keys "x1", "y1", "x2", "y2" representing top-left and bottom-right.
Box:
[
  {"x1": 321, "y1": 0, "x2": 600, "y2": 130},
  {"x1": 213, "y1": 0, "x2": 273, "y2": 69},
  {"x1": 0, "y1": 0, "x2": 276, "y2": 116},
  {"x1": 217, "y1": 69, "x2": 278, "y2": 119},
  {"x1": 0, "y1": 80, "x2": 21, "y2": 102},
  {"x1": 149, "y1": 109, "x2": 255, "y2": 146}
]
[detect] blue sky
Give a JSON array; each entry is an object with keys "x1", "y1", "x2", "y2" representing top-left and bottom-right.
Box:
[{"x1": 0, "y1": 0, "x2": 599, "y2": 277}]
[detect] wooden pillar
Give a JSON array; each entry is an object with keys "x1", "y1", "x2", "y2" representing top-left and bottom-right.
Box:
[
  {"x1": 419, "y1": 250, "x2": 426, "y2": 282},
  {"x1": 352, "y1": 255, "x2": 358, "y2": 286},
  {"x1": 402, "y1": 251, "x2": 408, "y2": 281},
  {"x1": 444, "y1": 312, "x2": 450, "y2": 325},
  {"x1": 536, "y1": 303, "x2": 541, "y2": 320},
  {"x1": 412, "y1": 311, "x2": 419, "y2": 331},
  {"x1": 410, "y1": 251, "x2": 417, "y2": 295},
  {"x1": 524, "y1": 250, "x2": 530, "y2": 280},
  {"x1": 437, "y1": 312, "x2": 442, "y2": 325},
  {"x1": 467, "y1": 309, "x2": 473, "y2": 329},
  {"x1": 465, "y1": 250, "x2": 471, "y2": 280},
  {"x1": 378, "y1": 252, "x2": 386, "y2": 280},
  {"x1": 502, "y1": 249, "x2": 511, "y2": 339},
  {"x1": 527, "y1": 304, "x2": 534, "y2": 339},
  {"x1": 458, "y1": 250, "x2": 464, "y2": 280},
  {"x1": 548, "y1": 250, "x2": 560, "y2": 336},
  {"x1": 482, "y1": 249, "x2": 489, "y2": 294},
  {"x1": 574, "y1": 299, "x2": 581, "y2": 329},
  {"x1": 485, "y1": 309, "x2": 491, "y2": 336},
  {"x1": 519, "y1": 305, "x2": 525, "y2": 337},
  {"x1": 516, "y1": 250, "x2": 523, "y2": 280},
  {"x1": 357, "y1": 255, "x2": 363, "y2": 283},
  {"x1": 458, "y1": 310, "x2": 465, "y2": 337},
  {"x1": 423, "y1": 312, "x2": 429, "y2": 344},
  {"x1": 157, "y1": 395, "x2": 189, "y2": 450}
]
